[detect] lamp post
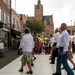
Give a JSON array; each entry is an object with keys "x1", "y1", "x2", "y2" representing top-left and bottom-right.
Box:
[{"x1": 71, "y1": 20, "x2": 72, "y2": 35}]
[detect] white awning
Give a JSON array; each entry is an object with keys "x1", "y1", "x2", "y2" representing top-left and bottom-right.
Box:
[
  {"x1": 16, "y1": 35, "x2": 21, "y2": 38},
  {"x1": 2, "y1": 27, "x2": 9, "y2": 32}
]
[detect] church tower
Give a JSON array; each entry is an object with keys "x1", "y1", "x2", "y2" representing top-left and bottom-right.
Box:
[
  {"x1": 28, "y1": 0, "x2": 54, "y2": 38},
  {"x1": 34, "y1": 0, "x2": 43, "y2": 23}
]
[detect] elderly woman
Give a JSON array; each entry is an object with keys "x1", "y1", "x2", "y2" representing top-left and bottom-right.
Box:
[
  {"x1": 18, "y1": 28, "x2": 34, "y2": 74},
  {"x1": 0, "y1": 40, "x2": 4, "y2": 58}
]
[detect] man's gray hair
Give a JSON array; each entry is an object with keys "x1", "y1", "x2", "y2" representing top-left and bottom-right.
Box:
[{"x1": 61, "y1": 23, "x2": 67, "y2": 29}]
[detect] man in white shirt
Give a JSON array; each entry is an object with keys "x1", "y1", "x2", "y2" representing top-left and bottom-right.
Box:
[
  {"x1": 18, "y1": 28, "x2": 34, "y2": 74},
  {"x1": 50, "y1": 29, "x2": 60, "y2": 64},
  {"x1": 50, "y1": 34, "x2": 54, "y2": 48},
  {"x1": 49, "y1": 34, "x2": 54, "y2": 60},
  {"x1": 53, "y1": 23, "x2": 74, "y2": 75}
]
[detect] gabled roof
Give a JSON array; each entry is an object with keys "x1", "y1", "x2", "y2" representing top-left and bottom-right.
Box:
[
  {"x1": 28, "y1": 15, "x2": 52, "y2": 25},
  {"x1": 43, "y1": 15, "x2": 52, "y2": 25}
]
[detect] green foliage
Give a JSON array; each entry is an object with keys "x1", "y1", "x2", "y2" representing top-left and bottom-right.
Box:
[{"x1": 26, "y1": 18, "x2": 45, "y2": 36}]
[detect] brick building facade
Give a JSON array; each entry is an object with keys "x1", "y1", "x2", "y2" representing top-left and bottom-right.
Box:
[
  {"x1": 28, "y1": 0, "x2": 54, "y2": 38},
  {"x1": 0, "y1": 0, "x2": 11, "y2": 49},
  {"x1": 19, "y1": 14, "x2": 28, "y2": 32}
]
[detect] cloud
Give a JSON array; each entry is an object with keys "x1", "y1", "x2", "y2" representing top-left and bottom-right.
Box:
[
  {"x1": 52, "y1": 0, "x2": 75, "y2": 29},
  {"x1": 41, "y1": 0, "x2": 71, "y2": 12}
]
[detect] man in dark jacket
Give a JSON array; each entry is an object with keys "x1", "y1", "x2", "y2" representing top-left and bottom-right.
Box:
[{"x1": 17, "y1": 39, "x2": 22, "y2": 55}]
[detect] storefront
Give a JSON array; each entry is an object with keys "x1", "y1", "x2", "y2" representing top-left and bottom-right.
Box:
[
  {"x1": 0, "y1": 22, "x2": 10, "y2": 50},
  {"x1": 11, "y1": 29, "x2": 21, "y2": 49},
  {"x1": 0, "y1": 28, "x2": 9, "y2": 50}
]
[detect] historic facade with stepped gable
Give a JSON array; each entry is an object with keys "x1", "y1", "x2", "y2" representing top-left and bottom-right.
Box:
[{"x1": 28, "y1": 0, "x2": 54, "y2": 38}]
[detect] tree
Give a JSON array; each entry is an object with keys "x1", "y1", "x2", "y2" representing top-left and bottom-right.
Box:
[
  {"x1": 26, "y1": 18, "x2": 45, "y2": 38},
  {"x1": 26, "y1": 18, "x2": 45, "y2": 51}
]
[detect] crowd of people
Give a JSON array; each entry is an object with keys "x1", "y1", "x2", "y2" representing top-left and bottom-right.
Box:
[
  {"x1": 0, "y1": 23, "x2": 75, "y2": 75},
  {"x1": 18, "y1": 23, "x2": 75, "y2": 75},
  {"x1": 50, "y1": 23, "x2": 75, "y2": 75}
]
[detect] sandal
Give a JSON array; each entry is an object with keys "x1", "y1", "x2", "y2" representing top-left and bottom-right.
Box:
[
  {"x1": 34, "y1": 57, "x2": 36, "y2": 60},
  {"x1": 18, "y1": 69, "x2": 23, "y2": 72},
  {"x1": 31, "y1": 63, "x2": 34, "y2": 66},
  {"x1": 27, "y1": 71, "x2": 33, "y2": 74}
]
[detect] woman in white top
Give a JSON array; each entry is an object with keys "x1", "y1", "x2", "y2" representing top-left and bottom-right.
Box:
[
  {"x1": 18, "y1": 28, "x2": 34, "y2": 74},
  {"x1": 67, "y1": 30, "x2": 75, "y2": 70},
  {"x1": 0, "y1": 40, "x2": 4, "y2": 57}
]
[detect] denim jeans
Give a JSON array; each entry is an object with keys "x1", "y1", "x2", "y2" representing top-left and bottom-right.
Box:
[{"x1": 56, "y1": 47, "x2": 74, "y2": 75}]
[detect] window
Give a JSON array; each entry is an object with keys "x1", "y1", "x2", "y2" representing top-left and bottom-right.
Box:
[
  {"x1": 74, "y1": 32, "x2": 75, "y2": 35},
  {"x1": 8, "y1": 0, "x2": 10, "y2": 6},
  {"x1": 0, "y1": 9, "x2": 3, "y2": 21},
  {"x1": 16, "y1": 20, "x2": 19, "y2": 29},
  {"x1": 12, "y1": 18, "x2": 15, "y2": 28},
  {"x1": 21, "y1": 27, "x2": 23, "y2": 32},
  {"x1": 47, "y1": 30, "x2": 49, "y2": 36},
  {"x1": 8, "y1": 15, "x2": 10, "y2": 24},
  {"x1": 13, "y1": 18, "x2": 15, "y2": 24},
  {"x1": 4, "y1": 0, "x2": 6, "y2": 4},
  {"x1": 37, "y1": 13, "x2": 39, "y2": 15},
  {"x1": 4, "y1": 12, "x2": 6, "y2": 24}
]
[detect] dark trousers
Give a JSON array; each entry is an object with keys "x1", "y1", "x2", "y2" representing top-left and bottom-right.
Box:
[
  {"x1": 18, "y1": 49, "x2": 22, "y2": 55},
  {"x1": 74, "y1": 45, "x2": 75, "y2": 52},
  {"x1": 49, "y1": 47, "x2": 51, "y2": 53},
  {"x1": 45, "y1": 47, "x2": 50, "y2": 54},
  {"x1": 72, "y1": 45, "x2": 74, "y2": 53},
  {"x1": 51, "y1": 48, "x2": 58, "y2": 63},
  {"x1": 40, "y1": 47, "x2": 42, "y2": 53}
]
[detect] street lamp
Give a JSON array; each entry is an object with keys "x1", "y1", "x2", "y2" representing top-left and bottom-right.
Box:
[{"x1": 71, "y1": 20, "x2": 72, "y2": 35}]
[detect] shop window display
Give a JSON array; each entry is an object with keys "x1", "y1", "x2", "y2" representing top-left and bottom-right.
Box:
[{"x1": 0, "y1": 31, "x2": 8, "y2": 49}]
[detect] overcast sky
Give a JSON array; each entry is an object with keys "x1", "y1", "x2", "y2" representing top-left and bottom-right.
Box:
[{"x1": 12, "y1": 0, "x2": 75, "y2": 30}]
